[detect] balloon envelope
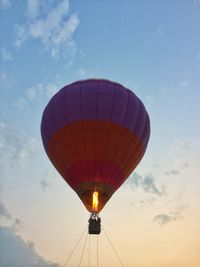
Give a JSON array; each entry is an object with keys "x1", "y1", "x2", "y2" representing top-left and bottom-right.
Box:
[{"x1": 41, "y1": 79, "x2": 150, "y2": 212}]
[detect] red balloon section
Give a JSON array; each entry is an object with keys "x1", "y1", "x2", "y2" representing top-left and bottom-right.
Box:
[{"x1": 41, "y1": 79, "x2": 150, "y2": 212}]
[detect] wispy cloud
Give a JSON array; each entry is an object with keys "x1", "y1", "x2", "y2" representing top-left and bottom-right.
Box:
[
  {"x1": 153, "y1": 206, "x2": 185, "y2": 226},
  {"x1": 172, "y1": 137, "x2": 200, "y2": 154},
  {"x1": 0, "y1": 0, "x2": 10, "y2": 10},
  {"x1": 40, "y1": 169, "x2": 59, "y2": 191},
  {"x1": 157, "y1": 26, "x2": 164, "y2": 36},
  {"x1": 153, "y1": 213, "x2": 174, "y2": 226},
  {"x1": 142, "y1": 175, "x2": 164, "y2": 196},
  {"x1": 78, "y1": 68, "x2": 87, "y2": 79},
  {"x1": 40, "y1": 180, "x2": 51, "y2": 191},
  {"x1": 0, "y1": 70, "x2": 12, "y2": 88},
  {"x1": 0, "y1": 200, "x2": 12, "y2": 220},
  {"x1": 165, "y1": 169, "x2": 180, "y2": 176},
  {"x1": 14, "y1": 81, "x2": 59, "y2": 110},
  {"x1": 144, "y1": 79, "x2": 190, "y2": 111},
  {"x1": 193, "y1": 0, "x2": 200, "y2": 7},
  {"x1": 15, "y1": 0, "x2": 79, "y2": 59},
  {"x1": 0, "y1": 226, "x2": 60, "y2": 267},
  {"x1": 164, "y1": 161, "x2": 189, "y2": 176},
  {"x1": 127, "y1": 172, "x2": 165, "y2": 196},
  {"x1": 1, "y1": 47, "x2": 13, "y2": 61},
  {"x1": 168, "y1": 138, "x2": 200, "y2": 171},
  {"x1": 0, "y1": 197, "x2": 22, "y2": 231},
  {"x1": 26, "y1": 83, "x2": 58, "y2": 100},
  {"x1": 14, "y1": 97, "x2": 29, "y2": 111},
  {"x1": 177, "y1": 161, "x2": 189, "y2": 170},
  {"x1": 0, "y1": 121, "x2": 38, "y2": 169},
  {"x1": 26, "y1": 0, "x2": 40, "y2": 19},
  {"x1": 12, "y1": 218, "x2": 23, "y2": 232}
]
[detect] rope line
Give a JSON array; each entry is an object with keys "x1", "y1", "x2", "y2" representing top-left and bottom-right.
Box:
[
  {"x1": 62, "y1": 227, "x2": 87, "y2": 267},
  {"x1": 62, "y1": 224, "x2": 125, "y2": 267},
  {"x1": 102, "y1": 226, "x2": 125, "y2": 267},
  {"x1": 78, "y1": 231, "x2": 88, "y2": 267},
  {"x1": 88, "y1": 235, "x2": 91, "y2": 267},
  {"x1": 97, "y1": 235, "x2": 99, "y2": 267}
]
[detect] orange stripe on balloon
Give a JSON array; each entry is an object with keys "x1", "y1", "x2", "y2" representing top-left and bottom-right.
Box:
[{"x1": 47, "y1": 120, "x2": 144, "y2": 177}]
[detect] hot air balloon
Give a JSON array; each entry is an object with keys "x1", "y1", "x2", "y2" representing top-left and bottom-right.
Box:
[{"x1": 41, "y1": 79, "x2": 150, "y2": 234}]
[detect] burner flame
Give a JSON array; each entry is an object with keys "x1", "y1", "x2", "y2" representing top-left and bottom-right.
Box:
[{"x1": 92, "y1": 191, "x2": 99, "y2": 212}]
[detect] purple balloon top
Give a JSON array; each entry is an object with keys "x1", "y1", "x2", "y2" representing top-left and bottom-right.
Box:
[{"x1": 41, "y1": 79, "x2": 150, "y2": 150}]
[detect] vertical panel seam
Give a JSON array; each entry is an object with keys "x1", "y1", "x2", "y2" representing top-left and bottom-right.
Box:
[
  {"x1": 108, "y1": 87, "x2": 129, "y2": 189},
  {"x1": 100, "y1": 81, "x2": 116, "y2": 197},
  {"x1": 121, "y1": 105, "x2": 148, "y2": 177},
  {"x1": 117, "y1": 97, "x2": 142, "y2": 181},
  {"x1": 80, "y1": 81, "x2": 90, "y2": 203},
  {"x1": 65, "y1": 85, "x2": 79, "y2": 189},
  {"x1": 124, "y1": 115, "x2": 150, "y2": 178},
  {"x1": 94, "y1": 81, "x2": 99, "y2": 194}
]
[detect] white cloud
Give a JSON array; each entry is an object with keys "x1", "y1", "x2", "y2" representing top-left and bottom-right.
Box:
[
  {"x1": 164, "y1": 161, "x2": 189, "y2": 176},
  {"x1": 169, "y1": 138, "x2": 200, "y2": 177},
  {"x1": 40, "y1": 168, "x2": 59, "y2": 191},
  {"x1": 12, "y1": 218, "x2": 23, "y2": 231},
  {"x1": 26, "y1": 0, "x2": 40, "y2": 19},
  {"x1": 14, "y1": 97, "x2": 29, "y2": 111},
  {"x1": 157, "y1": 26, "x2": 164, "y2": 36},
  {"x1": 176, "y1": 160, "x2": 189, "y2": 170},
  {"x1": 144, "y1": 79, "x2": 190, "y2": 111},
  {"x1": 153, "y1": 206, "x2": 186, "y2": 226},
  {"x1": 15, "y1": 24, "x2": 28, "y2": 48},
  {"x1": 26, "y1": 83, "x2": 57, "y2": 100},
  {"x1": 0, "y1": 197, "x2": 22, "y2": 231},
  {"x1": 0, "y1": 226, "x2": 60, "y2": 267},
  {"x1": 29, "y1": 0, "x2": 70, "y2": 39},
  {"x1": 0, "y1": 70, "x2": 12, "y2": 88},
  {"x1": 172, "y1": 137, "x2": 200, "y2": 154},
  {"x1": 78, "y1": 68, "x2": 87, "y2": 78},
  {"x1": 0, "y1": 200, "x2": 12, "y2": 220},
  {"x1": 15, "y1": 0, "x2": 79, "y2": 59},
  {"x1": 1, "y1": 47, "x2": 13, "y2": 61},
  {"x1": 40, "y1": 180, "x2": 51, "y2": 191},
  {"x1": 126, "y1": 172, "x2": 165, "y2": 196},
  {"x1": 193, "y1": 0, "x2": 200, "y2": 7},
  {"x1": 49, "y1": 13, "x2": 79, "y2": 58},
  {"x1": 153, "y1": 213, "x2": 175, "y2": 226},
  {"x1": 15, "y1": 81, "x2": 61, "y2": 111},
  {"x1": 165, "y1": 169, "x2": 180, "y2": 176},
  {"x1": 167, "y1": 137, "x2": 200, "y2": 171},
  {"x1": 0, "y1": 121, "x2": 38, "y2": 169},
  {"x1": 0, "y1": 71, "x2": 8, "y2": 84},
  {"x1": 0, "y1": 0, "x2": 10, "y2": 9}
]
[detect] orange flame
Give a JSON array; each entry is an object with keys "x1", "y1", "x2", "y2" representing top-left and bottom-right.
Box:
[{"x1": 92, "y1": 191, "x2": 99, "y2": 212}]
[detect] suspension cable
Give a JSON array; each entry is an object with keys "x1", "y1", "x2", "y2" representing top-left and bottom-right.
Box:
[
  {"x1": 78, "y1": 231, "x2": 88, "y2": 267},
  {"x1": 102, "y1": 226, "x2": 125, "y2": 267},
  {"x1": 62, "y1": 223, "x2": 125, "y2": 267},
  {"x1": 62, "y1": 227, "x2": 87, "y2": 267},
  {"x1": 88, "y1": 234, "x2": 91, "y2": 267},
  {"x1": 96, "y1": 235, "x2": 99, "y2": 267}
]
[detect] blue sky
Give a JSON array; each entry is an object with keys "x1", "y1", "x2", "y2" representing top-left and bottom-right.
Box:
[{"x1": 0, "y1": 1, "x2": 200, "y2": 267}]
